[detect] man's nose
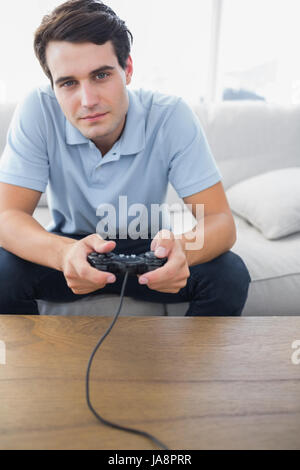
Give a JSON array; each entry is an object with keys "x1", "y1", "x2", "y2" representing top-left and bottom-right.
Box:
[{"x1": 80, "y1": 83, "x2": 99, "y2": 108}]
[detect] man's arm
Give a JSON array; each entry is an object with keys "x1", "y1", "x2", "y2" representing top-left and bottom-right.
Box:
[
  {"x1": 138, "y1": 182, "x2": 236, "y2": 293},
  {"x1": 0, "y1": 182, "x2": 75, "y2": 271},
  {"x1": 0, "y1": 182, "x2": 118, "y2": 294},
  {"x1": 179, "y1": 181, "x2": 236, "y2": 266}
]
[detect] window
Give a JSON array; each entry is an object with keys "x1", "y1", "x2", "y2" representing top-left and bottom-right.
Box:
[
  {"x1": 1, "y1": 0, "x2": 299, "y2": 105},
  {"x1": 0, "y1": 0, "x2": 212, "y2": 106},
  {"x1": 218, "y1": 0, "x2": 300, "y2": 104}
]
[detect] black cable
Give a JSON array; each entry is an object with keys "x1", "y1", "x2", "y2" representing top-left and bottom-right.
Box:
[{"x1": 85, "y1": 271, "x2": 170, "y2": 450}]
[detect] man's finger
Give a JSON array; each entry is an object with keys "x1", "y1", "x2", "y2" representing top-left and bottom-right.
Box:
[
  {"x1": 85, "y1": 234, "x2": 116, "y2": 253},
  {"x1": 138, "y1": 264, "x2": 168, "y2": 285},
  {"x1": 96, "y1": 240, "x2": 116, "y2": 253},
  {"x1": 151, "y1": 229, "x2": 174, "y2": 255},
  {"x1": 89, "y1": 267, "x2": 116, "y2": 284}
]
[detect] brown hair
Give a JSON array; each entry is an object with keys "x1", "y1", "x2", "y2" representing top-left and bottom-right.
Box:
[{"x1": 34, "y1": 0, "x2": 133, "y2": 87}]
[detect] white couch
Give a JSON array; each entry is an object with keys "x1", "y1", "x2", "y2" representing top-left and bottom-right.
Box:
[{"x1": 1, "y1": 99, "x2": 300, "y2": 316}]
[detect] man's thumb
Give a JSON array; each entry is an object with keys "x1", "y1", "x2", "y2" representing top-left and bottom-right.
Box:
[{"x1": 90, "y1": 234, "x2": 116, "y2": 253}]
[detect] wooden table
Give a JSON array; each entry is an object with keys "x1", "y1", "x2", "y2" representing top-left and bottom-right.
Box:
[{"x1": 0, "y1": 315, "x2": 299, "y2": 450}]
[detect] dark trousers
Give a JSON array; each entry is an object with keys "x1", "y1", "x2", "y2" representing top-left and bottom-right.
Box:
[{"x1": 0, "y1": 233, "x2": 251, "y2": 316}]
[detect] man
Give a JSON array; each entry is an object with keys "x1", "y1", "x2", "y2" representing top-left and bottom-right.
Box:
[{"x1": 0, "y1": 0, "x2": 250, "y2": 315}]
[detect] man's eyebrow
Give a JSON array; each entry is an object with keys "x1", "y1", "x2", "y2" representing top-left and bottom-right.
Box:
[{"x1": 55, "y1": 66, "x2": 116, "y2": 86}]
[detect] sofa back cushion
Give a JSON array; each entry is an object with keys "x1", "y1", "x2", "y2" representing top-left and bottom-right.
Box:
[
  {"x1": 194, "y1": 101, "x2": 300, "y2": 189},
  {"x1": 0, "y1": 103, "x2": 15, "y2": 154}
]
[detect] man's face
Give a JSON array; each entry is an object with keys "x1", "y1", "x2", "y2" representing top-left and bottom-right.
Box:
[{"x1": 46, "y1": 40, "x2": 133, "y2": 154}]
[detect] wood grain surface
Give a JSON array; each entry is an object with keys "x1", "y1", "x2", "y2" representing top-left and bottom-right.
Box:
[{"x1": 0, "y1": 315, "x2": 299, "y2": 450}]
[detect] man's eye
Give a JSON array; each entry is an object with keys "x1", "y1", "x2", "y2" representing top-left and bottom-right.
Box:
[
  {"x1": 62, "y1": 80, "x2": 75, "y2": 88},
  {"x1": 96, "y1": 72, "x2": 110, "y2": 80}
]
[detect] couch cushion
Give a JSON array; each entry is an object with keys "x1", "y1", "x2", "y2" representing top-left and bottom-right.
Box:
[
  {"x1": 33, "y1": 206, "x2": 53, "y2": 227},
  {"x1": 0, "y1": 103, "x2": 15, "y2": 152},
  {"x1": 38, "y1": 192, "x2": 48, "y2": 207},
  {"x1": 38, "y1": 295, "x2": 166, "y2": 316},
  {"x1": 231, "y1": 215, "x2": 300, "y2": 315},
  {"x1": 193, "y1": 102, "x2": 300, "y2": 189},
  {"x1": 232, "y1": 215, "x2": 300, "y2": 281},
  {"x1": 227, "y1": 167, "x2": 300, "y2": 239}
]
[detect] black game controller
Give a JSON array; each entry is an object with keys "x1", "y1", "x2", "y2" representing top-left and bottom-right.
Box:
[{"x1": 87, "y1": 251, "x2": 168, "y2": 275}]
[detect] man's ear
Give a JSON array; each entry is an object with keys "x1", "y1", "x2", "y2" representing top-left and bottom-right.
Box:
[{"x1": 125, "y1": 55, "x2": 133, "y2": 85}]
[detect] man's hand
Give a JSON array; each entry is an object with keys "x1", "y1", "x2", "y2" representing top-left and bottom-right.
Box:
[
  {"x1": 60, "y1": 234, "x2": 117, "y2": 295},
  {"x1": 138, "y1": 229, "x2": 190, "y2": 293}
]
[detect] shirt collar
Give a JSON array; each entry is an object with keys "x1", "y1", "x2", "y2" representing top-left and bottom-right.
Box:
[
  {"x1": 65, "y1": 89, "x2": 146, "y2": 155},
  {"x1": 65, "y1": 120, "x2": 89, "y2": 145}
]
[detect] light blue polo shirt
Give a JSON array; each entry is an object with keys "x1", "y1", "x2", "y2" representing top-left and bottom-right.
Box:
[{"x1": 0, "y1": 84, "x2": 222, "y2": 237}]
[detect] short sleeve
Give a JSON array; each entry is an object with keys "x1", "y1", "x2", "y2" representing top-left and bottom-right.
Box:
[
  {"x1": 164, "y1": 98, "x2": 222, "y2": 198},
  {"x1": 0, "y1": 88, "x2": 49, "y2": 192}
]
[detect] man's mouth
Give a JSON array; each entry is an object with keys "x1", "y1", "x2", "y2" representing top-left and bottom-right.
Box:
[{"x1": 81, "y1": 113, "x2": 108, "y2": 122}]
